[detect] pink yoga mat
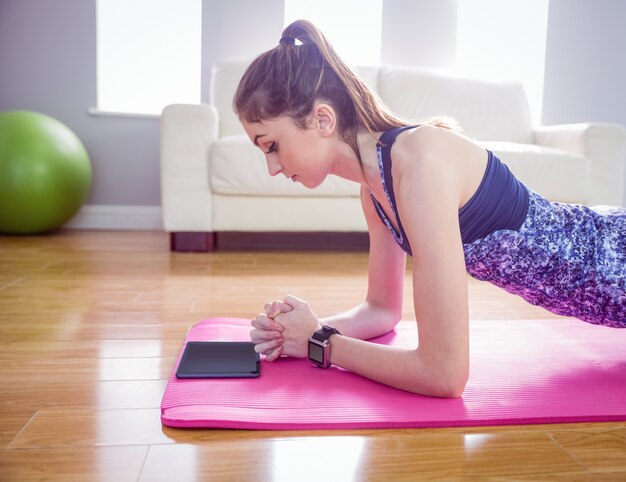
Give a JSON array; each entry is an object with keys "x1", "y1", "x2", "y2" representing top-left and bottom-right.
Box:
[{"x1": 161, "y1": 318, "x2": 626, "y2": 430}]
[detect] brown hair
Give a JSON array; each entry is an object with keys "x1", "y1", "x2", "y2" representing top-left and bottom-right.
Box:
[{"x1": 233, "y1": 19, "x2": 410, "y2": 163}]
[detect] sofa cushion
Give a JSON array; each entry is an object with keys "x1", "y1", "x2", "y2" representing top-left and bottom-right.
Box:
[
  {"x1": 378, "y1": 66, "x2": 534, "y2": 144},
  {"x1": 484, "y1": 142, "x2": 590, "y2": 203},
  {"x1": 212, "y1": 136, "x2": 589, "y2": 203},
  {"x1": 211, "y1": 135, "x2": 361, "y2": 197}
]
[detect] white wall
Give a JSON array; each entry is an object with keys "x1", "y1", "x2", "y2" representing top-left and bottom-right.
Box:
[
  {"x1": 381, "y1": 0, "x2": 457, "y2": 68},
  {"x1": 201, "y1": 0, "x2": 285, "y2": 103},
  {"x1": 543, "y1": 0, "x2": 626, "y2": 126},
  {"x1": 0, "y1": 0, "x2": 161, "y2": 210},
  {"x1": 0, "y1": 0, "x2": 285, "y2": 225},
  {"x1": 1, "y1": 0, "x2": 624, "y2": 225}
]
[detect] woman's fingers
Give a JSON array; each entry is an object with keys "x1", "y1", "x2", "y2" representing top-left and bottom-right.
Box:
[
  {"x1": 264, "y1": 300, "x2": 293, "y2": 318},
  {"x1": 282, "y1": 294, "x2": 306, "y2": 310},
  {"x1": 264, "y1": 302, "x2": 279, "y2": 318},
  {"x1": 253, "y1": 337, "x2": 282, "y2": 354},
  {"x1": 251, "y1": 313, "x2": 283, "y2": 332},
  {"x1": 264, "y1": 345, "x2": 283, "y2": 362},
  {"x1": 250, "y1": 327, "x2": 282, "y2": 343},
  {"x1": 250, "y1": 299, "x2": 301, "y2": 361}
]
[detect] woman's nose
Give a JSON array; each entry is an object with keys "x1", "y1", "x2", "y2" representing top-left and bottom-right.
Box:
[{"x1": 266, "y1": 158, "x2": 282, "y2": 177}]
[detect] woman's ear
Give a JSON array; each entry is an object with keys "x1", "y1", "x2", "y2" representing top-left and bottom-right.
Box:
[{"x1": 313, "y1": 103, "x2": 337, "y2": 137}]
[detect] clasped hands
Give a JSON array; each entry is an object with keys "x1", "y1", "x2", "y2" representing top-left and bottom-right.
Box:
[{"x1": 250, "y1": 295, "x2": 321, "y2": 361}]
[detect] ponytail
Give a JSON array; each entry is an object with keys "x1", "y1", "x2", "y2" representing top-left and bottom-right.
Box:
[{"x1": 234, "y1": 19, "x2": 451, "y2": 163}]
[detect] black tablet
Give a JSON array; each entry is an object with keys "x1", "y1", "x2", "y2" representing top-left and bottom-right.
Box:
[{"x1": 176, "y1": 341, "x2": 260, "y2": 379}]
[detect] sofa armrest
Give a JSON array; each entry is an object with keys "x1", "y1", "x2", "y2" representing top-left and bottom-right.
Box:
[
  {"x1": 533, "y1": 123, "x2": 626, "y2": 205},
  {"x1": 160, "y1": 103, "x2": 219, "y2": 232}
]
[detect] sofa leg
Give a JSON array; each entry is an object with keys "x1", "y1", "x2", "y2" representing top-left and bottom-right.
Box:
[{"x1": 170, "y1": 232, "x2": 216, "y2": 252}]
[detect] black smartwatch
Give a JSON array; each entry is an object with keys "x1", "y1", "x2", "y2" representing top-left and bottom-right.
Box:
[{"x1": 308, "y1": 325, "x2": 341, "y2": 368}]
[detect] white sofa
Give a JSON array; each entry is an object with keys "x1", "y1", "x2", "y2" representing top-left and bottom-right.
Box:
[{"x1": 161, "y1": 60, "x2": 626, "y2": 252}]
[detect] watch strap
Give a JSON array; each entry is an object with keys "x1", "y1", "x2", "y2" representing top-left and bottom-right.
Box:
[{"x1": 312, "y1": 325, "x2": 341, "y2": 342}]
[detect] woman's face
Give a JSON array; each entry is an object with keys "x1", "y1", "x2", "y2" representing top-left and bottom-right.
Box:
[{"x1": 242, "y1": 110, "x2": 335, "y2": 189}]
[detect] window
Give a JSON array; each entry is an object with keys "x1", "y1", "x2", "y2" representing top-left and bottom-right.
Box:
[
  {"x1": 284, "y1": 0, "x2": 383, "y2": 66},
  {"x1": 96, "y1": 0, "x2": 201, "y2": 115},
  {"x1": 456, "y1": 0, "x2": 549, "y2": 123}
]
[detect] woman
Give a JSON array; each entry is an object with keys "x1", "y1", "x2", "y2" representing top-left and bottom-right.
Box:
[{"x1": 234, "y1": 20, "x2": 626, "y2": 397}]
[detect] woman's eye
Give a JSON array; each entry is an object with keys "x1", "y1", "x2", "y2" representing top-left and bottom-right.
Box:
[{"x1": 266, "y1": 142, "x2": 277, "y2": 154}]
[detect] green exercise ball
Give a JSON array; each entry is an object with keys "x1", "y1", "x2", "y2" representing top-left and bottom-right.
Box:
[{"x1": 0, "y1": 110, "x2": 92, "y2": 234}]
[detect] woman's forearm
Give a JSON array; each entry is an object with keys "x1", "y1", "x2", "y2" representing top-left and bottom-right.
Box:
[
  {"x1": 260, "y1": 297, "x2": 467, "y2": 397},
  {"x1": 328, "y1": 335, "x2": 467, "y2": 398},
  {"x1": 320, "y1": 301, "x2": 400, "y2": 340}
]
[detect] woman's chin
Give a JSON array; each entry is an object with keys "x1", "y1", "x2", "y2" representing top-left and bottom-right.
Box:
[{"x1": 300, "y1": 175, "x2": 326, "y2": 189}]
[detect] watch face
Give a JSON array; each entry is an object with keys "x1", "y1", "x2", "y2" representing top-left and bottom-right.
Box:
[{"x1": 308, "y1": 340, "x2": 324, "y2": 364}]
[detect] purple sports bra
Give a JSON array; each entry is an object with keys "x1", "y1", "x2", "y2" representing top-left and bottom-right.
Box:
[{"x1": 370, "y1": 126, "x2": 529, "y2": 255}]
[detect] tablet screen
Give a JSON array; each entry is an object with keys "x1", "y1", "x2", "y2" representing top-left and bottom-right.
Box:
[{"x1": 176, "y1": 341, "x2": 260, "y2": 378}]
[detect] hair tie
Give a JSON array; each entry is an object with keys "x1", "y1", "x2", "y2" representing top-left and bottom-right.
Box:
[{"x1": 279, "y1": 36, "x2": 296, "y2": 46}]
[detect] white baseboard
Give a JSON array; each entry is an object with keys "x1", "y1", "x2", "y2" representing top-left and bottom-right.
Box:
[{"x1": 65, "y1": 205, "x2": 164, "y2": 230}]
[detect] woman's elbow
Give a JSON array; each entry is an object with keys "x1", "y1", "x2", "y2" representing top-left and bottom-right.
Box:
[
  {"x1": 439, "y1": 378, "x2": 467, "y2": 399},
  {"x1": 422, "y1": 364, "x2": 469, "y2": 399},
  {"x1": 369, "y1": 302, "x2": 402, "y2": 334},
  {"x1": 387, "y1": 311, "x2": 402, "y2": 332},
  {"x1": 406, "y1": 376, "x2": 466, "y2": 398},
  {"x1": 441, "y1": 367, "x2": 469, "y2": 398}
]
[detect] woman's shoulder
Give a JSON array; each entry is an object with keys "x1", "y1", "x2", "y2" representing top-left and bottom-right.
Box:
[
  {"x1": 395, "y1": 123, "x2": 484, "y2": 165},
  {"x1": 391, "y1": 124, "x2": 459, "y2": 172},
  {"x1": 396, "y1": 124, "x2": 457, "y2": 155},
  {"x1": 392, "y1": 123, "x2": 489, "y2": 208}
]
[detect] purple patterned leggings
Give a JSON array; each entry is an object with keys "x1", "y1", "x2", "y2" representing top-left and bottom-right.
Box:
[{"x1": 464, "y1": 190, "x2": 626, "y2": 327}]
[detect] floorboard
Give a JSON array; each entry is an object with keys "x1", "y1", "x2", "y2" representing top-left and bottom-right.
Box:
[{"x1": 1, "y1": 230, "x2": 624, "y2": 480}]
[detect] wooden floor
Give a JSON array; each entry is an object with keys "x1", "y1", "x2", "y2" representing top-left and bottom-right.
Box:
[{"x1": 0, "y1": 230, "x2": 624, "y2": 481}]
